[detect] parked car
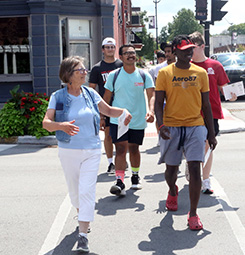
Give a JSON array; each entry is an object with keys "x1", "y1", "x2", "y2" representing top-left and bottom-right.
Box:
[{"x1": 210, "y1": 52, "x2": 245, "y2": 89}]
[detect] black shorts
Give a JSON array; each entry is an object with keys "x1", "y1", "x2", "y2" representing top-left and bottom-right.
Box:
[
  {"x1": 105, "y1": 116, "x2": 110, "y2": 127},
  {"x1": 205, "y1": 119, "x2": 219, "y2": 138},
  {"x1": 213, "y1": 119, "x2": 220, "y2": 136},
  {"x1": 110, "y1": 123, "x2": 145, "y2": 145}
]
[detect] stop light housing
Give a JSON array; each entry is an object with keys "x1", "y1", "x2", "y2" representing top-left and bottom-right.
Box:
[
  {"x1": 195, "y1": 0, "x2": 208, "y2": 20},
  {"x1": 211, "y1": 0, "x2": 228, "y2": 24}
]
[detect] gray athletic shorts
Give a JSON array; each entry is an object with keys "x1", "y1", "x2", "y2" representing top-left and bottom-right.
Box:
[{"x1": 158, "y1": 126, "x2": 207, "y2": 166}]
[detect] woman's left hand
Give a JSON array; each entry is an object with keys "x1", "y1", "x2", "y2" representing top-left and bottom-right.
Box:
[{"x1": 124, "y1": 109, "x2": 132, "y2": 126}]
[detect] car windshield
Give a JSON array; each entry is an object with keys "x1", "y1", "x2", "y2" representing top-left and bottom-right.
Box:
[{"x1": 217, "y1": 53, "x2": 245, "y2": 67}]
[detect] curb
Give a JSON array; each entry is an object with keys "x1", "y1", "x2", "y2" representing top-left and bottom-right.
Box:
[{"x1": 17, "y1": 135, "x2": 57, "y2": 145}]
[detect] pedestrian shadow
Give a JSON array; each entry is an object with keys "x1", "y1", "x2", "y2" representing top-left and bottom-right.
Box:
[
  {"x1": 216, "y1": 198, "x2": 239, "y2": 212},
  {"x1": 0, "y1": 144, "x2": 47, "y2": 156},
  {"x1": 138, "y1": 210, "x2": 211, "y2": 255},
  {"x1": 96, "y1": 172, "x2": 116, "y2": 183},
  {"x1": 95, "y1": 189, "x2": 145, "y2": 216},
  {"x1": 97, "y1": 172, "x2": 130, "y2": 183},
  {"x1": 45, "y1": 226, "x2": 78, "y2": 255},
  {"x1": 138, "y1": 184, "x2": 239, "y2": 254},
  {"x1": 138, "y1": 185, "x2": 212, "y2": 254},
  {"x1": 141, "y1": 145, "x2": 160, "y2": 155},
  {"x1": 48, "y1": 226, "x2": 99, "y2": 255},
  {"x1": 144, "y1": 172, "x2": 165, "y2": 183}
]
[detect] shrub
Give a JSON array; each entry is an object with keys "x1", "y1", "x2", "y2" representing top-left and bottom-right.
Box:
[{"x1": 0, "y1": 85, "x2": 54, "y2": 139}]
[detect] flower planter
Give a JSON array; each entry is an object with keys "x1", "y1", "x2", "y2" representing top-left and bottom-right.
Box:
[{"x1": 0, "y1": 136, "x2": 18, "y2": 144}]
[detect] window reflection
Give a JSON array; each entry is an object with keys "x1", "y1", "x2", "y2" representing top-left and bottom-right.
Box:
[{"x1": 0, "y1": 17, "x2": 30, "y2": 74}]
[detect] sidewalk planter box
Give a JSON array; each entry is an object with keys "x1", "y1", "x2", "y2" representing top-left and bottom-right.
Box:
[{"x1": 0, "y1": 136, "x2": 18, "y2": 144}]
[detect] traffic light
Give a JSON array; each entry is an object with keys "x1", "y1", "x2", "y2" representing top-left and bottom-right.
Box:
[
  {"x1": 195, "y1": 0, "x2": 208, "y2": 20},
  {"x1": 211, "y1": 0, "x2": 228, "y2": 24}
]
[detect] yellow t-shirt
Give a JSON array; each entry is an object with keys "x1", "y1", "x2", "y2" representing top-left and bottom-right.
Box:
[{"x1": 156, "y1": 63, "x2": 209, "y2": 127}]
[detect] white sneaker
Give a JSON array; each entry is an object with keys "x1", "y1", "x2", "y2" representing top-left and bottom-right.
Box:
[
  {"x1": 185, "y1": 162, "x2": 190, "y2": 182},
  {"x1": 202, "y1": 178, "x2": 213, "y2": 194}
]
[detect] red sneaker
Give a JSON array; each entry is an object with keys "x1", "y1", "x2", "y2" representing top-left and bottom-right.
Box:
[
  {"x1": 166, "y1": 185, "x2": 178, "y2": 211},
  {"x1": 187, "y1": 212, "x2": 203, "y2": 230}
]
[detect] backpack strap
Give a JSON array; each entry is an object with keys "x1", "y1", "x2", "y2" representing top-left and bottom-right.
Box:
[
  {"x1": 112, "y1": 67, "x2": 122, "y2": 92},
  {"x1": 112, "y1": 67, "x2": 146, "y2": 91},
  {"x1": 138, "y1": 68, "x2": 146, "y2": 83}
]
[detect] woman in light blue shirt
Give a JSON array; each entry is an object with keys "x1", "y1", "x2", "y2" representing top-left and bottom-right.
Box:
[{"x1": 42, "y1": 56, "x2": 131, "y2": 253}]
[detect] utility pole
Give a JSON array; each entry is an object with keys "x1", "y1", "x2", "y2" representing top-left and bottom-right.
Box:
[{"x1": 153, "y1": 0, "x2": 161, "y2": 50}]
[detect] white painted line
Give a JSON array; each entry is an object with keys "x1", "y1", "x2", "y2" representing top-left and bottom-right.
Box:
[
  {"x1": 212, "y1": 177, "x2": 245, "y2": 254},
  {"x1": 38, "y1": 194, "x2": 72, "y2": 255}
]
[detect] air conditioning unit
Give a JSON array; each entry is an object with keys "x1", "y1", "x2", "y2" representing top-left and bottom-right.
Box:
[
  {"x1": 131, "y1": 15, "x2": 140, "y2": 25},
  {"x1": 129, "y1": 34, "x2": 135, "y2": 42}
]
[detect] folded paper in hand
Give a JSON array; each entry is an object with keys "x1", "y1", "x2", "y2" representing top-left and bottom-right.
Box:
[
  {"x1": 223, "y1": 81, "x2": 245, "y2": 100},
  {"x1": 203, "y1": 147, "x2": 212, "y2": 168},
  {"x1": 117, "y1": 111, "x2": 129, "y2": 139}
]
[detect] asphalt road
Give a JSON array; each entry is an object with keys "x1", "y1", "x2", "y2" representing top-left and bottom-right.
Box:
[{"x1": 1, "y1": 128, "x2": 245, "y2": 254}]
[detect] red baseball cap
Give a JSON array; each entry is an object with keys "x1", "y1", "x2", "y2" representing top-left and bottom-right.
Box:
[{"x1": 176, "y1": 39, "x2": 197, "y2": 50}]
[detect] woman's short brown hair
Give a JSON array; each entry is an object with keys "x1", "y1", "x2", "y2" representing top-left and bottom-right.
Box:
[{"x1": 59, "y1": 56, "x2": 84, "y2": 83}]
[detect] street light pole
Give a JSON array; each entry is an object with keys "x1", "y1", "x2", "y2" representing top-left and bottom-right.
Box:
[{"x1": 153, "y1": 0, "x2": 161, "y2": 50}]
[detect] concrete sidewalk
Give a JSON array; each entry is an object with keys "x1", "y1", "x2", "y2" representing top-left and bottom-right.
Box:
[{"x1": 1, "y1": 107, "x2": 245, "y2": 146}]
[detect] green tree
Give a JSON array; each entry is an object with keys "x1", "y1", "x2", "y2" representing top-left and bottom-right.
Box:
[
  {"x1": 136, "y1": 11, "x2": 156, "y2": 60},
  {"x1": 159, "y1": 26, "x2": 169, "y2": 44},
  {"x1": 167, "y1": 8, "x2": 203, "y2": 41},
  {"x1": 227, "y1": 23, "x2": 245, "y2": 35}
]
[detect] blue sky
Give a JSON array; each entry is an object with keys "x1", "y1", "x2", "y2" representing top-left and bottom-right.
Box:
[{"x1": 132, "y1": 0, "x2": 244, "y2": 35}]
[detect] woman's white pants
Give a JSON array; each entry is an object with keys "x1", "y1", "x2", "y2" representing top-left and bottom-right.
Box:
[{"x1": 58, "y1": 147, "x2": 101, "y2": 222}]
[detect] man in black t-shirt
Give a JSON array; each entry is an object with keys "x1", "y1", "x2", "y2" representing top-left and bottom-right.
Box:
[{"x1": 89, "y1": 37, "x2": 123, "y2": 174}]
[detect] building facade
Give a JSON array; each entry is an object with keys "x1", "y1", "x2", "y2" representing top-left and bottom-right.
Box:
[{"x1": 0, "y1": 0, "x2": 141, "y2": 103}]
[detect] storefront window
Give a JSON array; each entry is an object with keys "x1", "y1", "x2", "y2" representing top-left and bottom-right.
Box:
[
  {"x1": 69, "y1": 43, "x2": 90, "y2": 70},
  {"x1": 61, "y1": 18, "x2": 92, "y2": 70},
  {"x1": 0, "y1": 17, "x2": 30, "y2": 74}
]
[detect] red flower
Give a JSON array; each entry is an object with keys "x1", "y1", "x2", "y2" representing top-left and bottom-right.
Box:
[
  {"x1": 21, "y1": 97, "x2": 26, "y2": 101},
  {"x1": 21, "y1": 102, "x2": 25, "y2": 106},
  {"x1": 43, "y1": 93, "x2": 47, "y2": 96},
  {"x1": 25, "y1": 114, "x2": 30, "y2": 119},
  {"x1": 45, "y1": 98, "x2": 49, "y2": 101},
  {"x1": 33, "y1": 101, "x2": 38, "y2": 104},
  {"x1": 29, "y1": 107, "x2": 35, "y2": 112},
  {"x1": 36, "y1": 93, "x2": 39, "y2": 95}
]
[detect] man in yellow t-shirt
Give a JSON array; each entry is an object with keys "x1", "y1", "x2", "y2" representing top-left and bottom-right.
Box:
[{"x1": 155, "y1": 35, "x2": 217, "y2": 231}]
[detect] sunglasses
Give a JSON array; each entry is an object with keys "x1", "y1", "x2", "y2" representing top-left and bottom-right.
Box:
[
  {"x1": 122, "y1": 51, "x2": 136, "y2": 56},
  {"x1": 73, "y1": 68, "x2": 88, "y2": 74},
  {"x1": 104, "y1": 46, "x2": 115, "y2": 49}
]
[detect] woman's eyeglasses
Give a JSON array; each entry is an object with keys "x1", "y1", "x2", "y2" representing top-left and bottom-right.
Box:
[{"x1": 73, "y1": 68, "x2": 88, "y2": 74}]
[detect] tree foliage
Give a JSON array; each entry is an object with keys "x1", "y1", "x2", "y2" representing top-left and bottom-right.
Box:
[
  {"x1": 136, "y1": 11, "x2": 156, "y2": 60},
  {"x1": 167, "y1": 8, "x2": 203, "y2": 41},
  {"x1": 227, "y1": 23, "x2": 245, "y2": 35},
  {"x1": 159, "y1": 26, "x2": 169, "y2": 44},
  {"x1": 135, "y1": 8, "x2": 203, "y2": 60}
]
